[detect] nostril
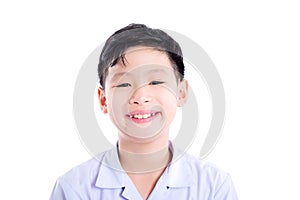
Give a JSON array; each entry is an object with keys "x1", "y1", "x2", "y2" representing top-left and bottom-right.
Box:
[{"x1": 130, "y1": 96, "x2": 151, "y2": 105}]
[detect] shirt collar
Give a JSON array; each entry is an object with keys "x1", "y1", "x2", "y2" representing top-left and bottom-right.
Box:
[
  {"x1": 95, "y1": 146, "x2": 126, "y2": 188},
  {"x1": 164, "y1": 143, "x2": 194, "y2": 188},
  {"x1": 95, "y1": 141, "x2": 194, "y2": 189}
]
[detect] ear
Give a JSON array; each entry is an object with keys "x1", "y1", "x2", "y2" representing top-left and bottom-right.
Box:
[
  {"x1": 177, "y1": 79, "x2": 188, "y2": 107},
  {"x1": 98, "y1": 87, "x2": 108, "y2": 114}
]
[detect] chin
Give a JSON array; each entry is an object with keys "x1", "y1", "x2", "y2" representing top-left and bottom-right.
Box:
[{"x1": 119, "y1": 129, "x2": 168, "y2": 144}]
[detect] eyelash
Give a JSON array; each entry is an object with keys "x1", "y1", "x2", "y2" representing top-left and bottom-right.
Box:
[
  {"x1": 149, "y1": 81, "x2": 164, "y2": 85},
  {"x1": 115, "y1": 83, "x2": 131, "y2": 87},
  {"x1": 115, "y1": 81, "x2": 164, "y2": 87}
]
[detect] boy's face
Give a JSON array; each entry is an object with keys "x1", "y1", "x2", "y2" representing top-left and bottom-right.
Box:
[{"x1": 98, "y1": 47, "x2": 188, "y2": 142}]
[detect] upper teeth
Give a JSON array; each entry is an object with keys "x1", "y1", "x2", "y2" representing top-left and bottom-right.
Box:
[{"x1": 131, "y1": 113, "x2": 154, "y2": 119}]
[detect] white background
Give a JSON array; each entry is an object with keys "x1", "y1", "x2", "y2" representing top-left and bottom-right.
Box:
[{"x1": 0, "y1": 0, "x2": 299, "y2": 199}]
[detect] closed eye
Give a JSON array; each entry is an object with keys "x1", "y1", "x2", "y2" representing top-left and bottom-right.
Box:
[
  {"x1": 115, "y1": 83, "x2": 131, "y2": 87},
  {"x1": 149, "y1": 81, "x2": 165, "y2": 85}
]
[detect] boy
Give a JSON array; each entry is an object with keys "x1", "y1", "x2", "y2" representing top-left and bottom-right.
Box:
[{"x1": 50, "y1": 24, "x2": 238, "y2": 199}]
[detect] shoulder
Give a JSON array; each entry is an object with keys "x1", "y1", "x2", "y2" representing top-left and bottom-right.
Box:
[
  {"x1": 50, "y1": 149, "x2": 122, "y2": 199},
  {"x1": 55, "y1": 151, "x2": 107, "y2": 190},
  {"x1": 171, "y1": 148, "x2": 229, "y2": 183},
  {"x1": 182, "y1": 152, "x2": 229, "y2": 181},
  {"x1": 169, "y1": 150, "x2": 238, "y2": 199}
]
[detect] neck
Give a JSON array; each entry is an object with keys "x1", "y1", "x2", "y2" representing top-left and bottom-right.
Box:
[
  {"x1": 118, "y1": 131, "x2": 171, "y2": 173},
  {"x1": 118, "y1": 129, "x2": 170, "y2": 153},
  {"x1": 118, "y1": 145, "x2": 171, "y2": 173}
]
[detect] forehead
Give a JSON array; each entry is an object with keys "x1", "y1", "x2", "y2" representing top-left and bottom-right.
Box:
[
  {"x1": 122, "y1": 47, "x2": 172, "y2": 67},
  {"x1": 107, "y1": 47, "x2": 174, "y2": 79}
]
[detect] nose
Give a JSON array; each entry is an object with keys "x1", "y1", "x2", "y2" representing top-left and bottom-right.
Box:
[{"x1": 129, "y1": 87, "x2": 152, "y2": 105}]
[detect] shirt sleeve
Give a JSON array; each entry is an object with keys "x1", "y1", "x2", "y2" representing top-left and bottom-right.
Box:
[
  {"x1": 214, "y1": 174, "x2": 239, "y2": 200},
  {"x1": 49, "y1": 178, "x2": 80, "y2": 200}
]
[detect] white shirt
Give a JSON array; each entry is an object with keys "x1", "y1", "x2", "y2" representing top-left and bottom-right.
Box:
[{"x1": 50, "y1": 144, "x2": 238, "y2": 199}]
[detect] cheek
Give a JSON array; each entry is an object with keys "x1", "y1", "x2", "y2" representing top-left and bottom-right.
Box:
[
  {"x1": 162, "y1": 103, "x2": 177, "y2": 128},
  {"x1": 106, "y1": 92, "x2": 128, "y2": 127},
  {"x1": 158, "y1": 84, "x2": 178, "y2": 100},
  {"x1": 159, "y1": 92, "x2": 178, "y2": 118},
  {"x1": 106, "y1": 90, "x2": 129, "y2": 107}
]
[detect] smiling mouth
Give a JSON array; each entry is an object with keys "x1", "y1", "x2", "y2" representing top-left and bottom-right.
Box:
[{"x1": 126, "y1": 111, "x2": 160, "y2": 123}]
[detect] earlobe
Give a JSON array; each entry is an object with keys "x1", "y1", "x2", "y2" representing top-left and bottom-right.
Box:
[
  {"x1": 98, "y1": 87, "x2": 108, "y2": 114},
  {"x1": 102, "y1": 106, "x2": 108, "y2": 114},
  {"x1": 177, "y1": 79, "x2": 188, "y2": 107}
]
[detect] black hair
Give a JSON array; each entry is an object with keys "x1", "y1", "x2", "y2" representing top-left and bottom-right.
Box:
[{"x1": 97, "y1": 23, "x2": 185, "y2": 89}]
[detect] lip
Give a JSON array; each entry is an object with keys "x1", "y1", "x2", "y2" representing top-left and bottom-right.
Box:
[{"x1": 126, "y1": 110, "x2": 160, "y2": 124}]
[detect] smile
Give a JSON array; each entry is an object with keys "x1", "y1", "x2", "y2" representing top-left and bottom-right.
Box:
[
  {"x1": 129, "y1": 113, "x2": 156, "y2": 119},
  {"x1": 126, "y1": 111, "x2": 160, "y2": 123}
]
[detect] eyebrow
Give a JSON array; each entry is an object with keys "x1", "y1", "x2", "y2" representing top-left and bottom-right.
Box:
[
  {"x1": 110, "y1": 72, "x2": 129, "y2": 82},
  {"x1": 110, "y1": 68, "x2": 171, "y2": 82},
  {"x1": 148, "y1": 68, "x2": 170, "y2": 74}
]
